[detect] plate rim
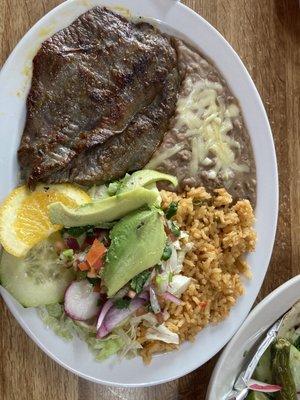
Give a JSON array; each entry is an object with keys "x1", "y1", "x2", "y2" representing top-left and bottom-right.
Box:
[{"x1": 0, "y1": 0, "x2": 279, "y2": 387}]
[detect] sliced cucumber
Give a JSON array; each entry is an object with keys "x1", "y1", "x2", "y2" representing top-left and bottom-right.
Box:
[{"x1": 0, "y1": 240, "x2": 75, "y2": 307}]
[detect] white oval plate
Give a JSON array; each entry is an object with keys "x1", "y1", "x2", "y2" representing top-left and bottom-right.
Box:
[
  {"x1": 207, "y1": 275, "x2": 300, "y2": 399},
  {"x1": 0, "y1": 0, "x2": 278, "y2": 387}
]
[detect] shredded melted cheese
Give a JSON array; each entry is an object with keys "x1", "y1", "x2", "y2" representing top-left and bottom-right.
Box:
[
  {"x1": 149, "y1": 78, "x2": 249, "y2": 181},
  {"x1": 176, "y1": 78, "x2": 248, "y2": 179}
]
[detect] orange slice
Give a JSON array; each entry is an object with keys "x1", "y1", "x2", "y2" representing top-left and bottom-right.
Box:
[{"x1": 0, "y1": 184, "x2": 91, "y2": 257}]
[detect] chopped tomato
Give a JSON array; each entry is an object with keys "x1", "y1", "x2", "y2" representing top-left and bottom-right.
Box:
[
  {"x1": 199, "y1": 301, "x2": 207, "y2": 309},
  {"x1": 78, "y1": 261, "x2": 89, "y2": 271},
  {"x1": 86, "y1": 239, "x2": 106, "y2": 270}
]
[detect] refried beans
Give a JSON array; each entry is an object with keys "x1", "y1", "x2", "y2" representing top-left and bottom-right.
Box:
[{"x1": 147, "y1": 39, "x2": 256, "y2": 206}]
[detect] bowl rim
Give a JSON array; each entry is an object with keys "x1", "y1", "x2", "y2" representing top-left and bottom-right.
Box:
[
  {"x1": 0, "y1": 0, "x2": 278, "y2": 387},
  {"x1": 206, "y1": 275, "x2": 300, "y2": 399}
]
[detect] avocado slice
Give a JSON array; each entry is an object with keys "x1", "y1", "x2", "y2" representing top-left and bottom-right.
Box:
[
  {"x1": 49, "y1": 187, "x2": 158, "y2": 227},
  {"x1": 103, "y1": 209, "x2": 166, "y2": 297},
  {"x1": 117, "y1": 170, "x2": 178, "y2": 194}
]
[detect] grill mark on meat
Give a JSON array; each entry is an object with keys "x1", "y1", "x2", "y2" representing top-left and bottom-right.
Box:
[{"x1": 18, "y1": 6, "x2": 179, "y2": 187}]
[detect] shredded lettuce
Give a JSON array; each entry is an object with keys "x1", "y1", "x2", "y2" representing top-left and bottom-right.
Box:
[
  {"x1": 85, "y1": 334, "x2": 124, "y2": 360},
  {"x1": 39, "y1": 304, "x2": 75, "y2": 341},
  {"x1": 38, "y1": 303, "x2": 137, "y2": 361}
]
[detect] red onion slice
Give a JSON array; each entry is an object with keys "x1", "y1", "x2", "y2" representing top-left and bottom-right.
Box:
[
  {"x1": 248, "y1": 378, "x2": 281, "y2": 393},
  {"x1": 97, "y1": 297, "x2": 147, "y2": 338},
  {"x1": 96, "y1": 299, "x2": 114, "y2": 330}
]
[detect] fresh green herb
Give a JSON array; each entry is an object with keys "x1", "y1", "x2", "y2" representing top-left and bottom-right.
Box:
[
  {"x1": 294, "y1": 336, "x2": 300, "y2": 351},
  {"x1": 130, "y1": 270, "x2": 151, "y2": 294},
  {"x1": 65, "y1": 225, "x2": 94, "y2": 238},
  {"x1": 114, "y1": 298, "x2": 130, "y2": 309},
  {"x1": 155, "y1": 264, "x2": 161, "y2": 272},
  {"x1": 107, "y1": 181, "x2": 121, "y2": 196},
  {"x1": 161, "y1": 245, "x2": 172, "y2": 261},
  {"x1": 168, "y1": 272, "x2": 174, "y2": 284},
  {"x1": 87, "y1": 277, "x2": 101, "y2": 285},
  {"x1": 61, "y1": 249, "x2": 74, "y2": 261},
  {"x1": 165, "y1": 201, "x2": 178, "y2": 219},
  {"x1": 170, "y1": 221, "x2": 180, "y2": 237}
]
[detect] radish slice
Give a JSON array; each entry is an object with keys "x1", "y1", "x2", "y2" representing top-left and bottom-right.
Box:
[
  {"x1": 96, "y1": 299, "x2": 113, "y2": 330},
  {"x1": 64, "y1": 280, "x2": 100, "y2": 321},
  {"x1": 247, "y1": 378, "x2": 281, "y2": 392},
  {"x1": 97, "y1": 297, "x2": 146, "y2": 338},
  {"x1": 162, "y1": 291, "x2": 182, "y2": 305}
]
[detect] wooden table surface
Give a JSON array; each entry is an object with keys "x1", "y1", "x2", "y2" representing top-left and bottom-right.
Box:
[{"x1": 0, "y1": 1, "x2": 299, "y2": 399}]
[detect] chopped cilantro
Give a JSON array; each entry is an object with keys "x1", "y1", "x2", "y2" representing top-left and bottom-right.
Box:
[
  {"x1": 170, "y1": 221, "x2": 180, "y2": 237},
  {"x1": 161, "y1": 245, "x2": 172, "y2": 261},
  {"x1": 165, "y1": 201, "x2": 178, "y2": 219},
  {"x1": 114, "y1": 298, "x2": 130, "y2": 309},
  {"x1": 61, "y1": 249, "x2": 74, "y2": 261},
  {"x1": 130, "y1": 270, "x2": 151, "y2": 294},
  {"x1": 65, "y1": 225, "x2": 94, "y2": 238}
]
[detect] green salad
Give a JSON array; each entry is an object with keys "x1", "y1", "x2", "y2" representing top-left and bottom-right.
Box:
[{"x1": 0, "y1": 170, "x2": 194, "y2": 361}]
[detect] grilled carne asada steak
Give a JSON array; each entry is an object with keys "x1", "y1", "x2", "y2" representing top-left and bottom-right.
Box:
[{"x1": 18, "y1": 7, "x2": 179, "y2": 187}]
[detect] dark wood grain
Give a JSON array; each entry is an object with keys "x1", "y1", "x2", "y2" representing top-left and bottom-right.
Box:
[{"x1": 0, "y1": 1, "x2": 299, "y2": 399}]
